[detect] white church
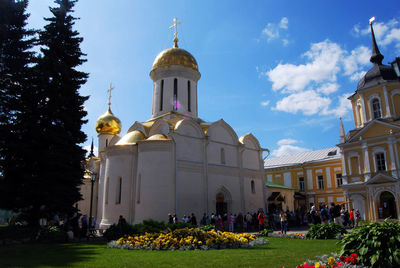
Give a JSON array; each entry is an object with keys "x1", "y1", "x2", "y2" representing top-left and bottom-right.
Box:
[{"x1": 84, "y1": 20, "x2": 267, "y2": 229}]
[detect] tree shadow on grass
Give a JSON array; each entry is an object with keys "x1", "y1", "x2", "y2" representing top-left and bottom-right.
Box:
[{"x1": 0, "y1": 241, "x2": 105, "y2": 267}]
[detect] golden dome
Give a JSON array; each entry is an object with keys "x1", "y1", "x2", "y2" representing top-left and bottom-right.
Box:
[
  {"x1": 95, "y1": 108, "x2": 122, "y2": 135},
  {"x1": 152, "y1": 47, "x2": 198, "y2": 72},
  {"x1": 147, "y1": 134, "x2": 169, "y2": 141},
  {"x1": 116, "y1": 130, "x2": 145, "y2": 145}
]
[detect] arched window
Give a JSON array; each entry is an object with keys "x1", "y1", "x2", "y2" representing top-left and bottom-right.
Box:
[
  {"x1": 187, "y1": 80, "x2": 191, "y2": 112},
  {"x1": 160, "y1": 80, "x2": 164, "y2": 111},
  {"x1": 251, "y1": 180, "x2": 255, "y2": 194},
  {"x1": 116, "y1": 177, "x2": 122, "y2": 204},
  {"x1": 173, "y1": 78, "x2": 178, "y2": 111},
  {"x1": 220, "y1": 148, "x2": 226, "y2": 164},
  {"x1": 105, "y1": 177, "x2": 109, "y2": 204},
  {"x1": 372, "y1": 98, "x2": 382, "y2": 119}
]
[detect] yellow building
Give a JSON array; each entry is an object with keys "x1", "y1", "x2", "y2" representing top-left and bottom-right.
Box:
[
  {"x1": 264, "y1": 148, "x2": 345, "y2": 213},
  {"x1": 339, "y1": 19, "x2": 400, "y2": 221}
]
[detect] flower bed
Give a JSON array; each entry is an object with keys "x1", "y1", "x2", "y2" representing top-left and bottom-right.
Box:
[
  {"x1": 107, "y1": 227, "x2": 268, "y2": 250},
  {"x1": 267, "y1": 232, "x2": 305, "y2": 239},
  {"x1": 297, "y1": 253, "x2": 367, "y2": 268}
]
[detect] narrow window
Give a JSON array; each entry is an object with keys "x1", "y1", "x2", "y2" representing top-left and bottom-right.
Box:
[
  {"x1": 251, "y1": 180, "x2": 255, "y2": 194},
  {"x1": 105, "y1": 177, "x2": 109, "y2": 204},
  {"x1": 187, "y1": 81, "x2": 191, "y2": 112},
  {"x1": 221, "y1": 148, "x2": 225, "y2": 164},
  {"x1": 160, "y1": 80, "x2": 164, "y2": 111},
  {"x1": 298, "y1": 177, "x2": 305, "y2": 191},
  {"x1": 318, "y1": 175, "x2": 324, "y2": 190},
  {"x1": 372, "y1": 98, "x2": 382, "y2": 119},
  {"x1": 376, "y1": 153, "x2": 386, "y2": 171},
  {"x1": 350, "y1": 156, "x2": 359, "y2": 175},
  {"x1": 137, "y1": 173, "x2": 141, "y2": 204},
  {"x1": 116, "y1": 177, "x2": 122, "y2": 204},
  {"x1": 105, "y1": 139, "x2": 108, "y2": 147},
  {"x1": 336, "y1": 173, "x2": 343, "y2": 187},
  {"x1": 173, "y1": 78, "x2": 178, "y2": 111}
]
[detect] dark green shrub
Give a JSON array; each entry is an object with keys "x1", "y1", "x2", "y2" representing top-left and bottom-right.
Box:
[
  {"x1": 339, "y1": 220, "x2": 400, "y2": 267},
  {"x1": 0, "y1": 225, "x2": 35, "y2": 240},
  {"x1": 167, "y1": 222, "x2": 194, "y2": 230},
  {"x1": 259, "y1": 228, "x2": 273, "y2": 237},
  {"x1": 141, "y1": 219, "x2": 166, "y2": 233},
  {"x1": 103, "y1": 223, "x2": 138, "y2": 241},
  {"x1": 199, "y1": 224, "x2": 215, "y2": 232},
  {"x1": 34, "y1": 226, "x2": 67, "y2": 243},
  {"x1": 305, "y1": 223, "x2": 346, "y2": 239}
]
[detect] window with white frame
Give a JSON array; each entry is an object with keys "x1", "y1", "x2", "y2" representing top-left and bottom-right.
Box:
[
  {"x1": 375, "y1": 152, "x2": 386, "y2": 171},
  {"x1": 298, "y1": 177, "x2": 305, "y2": 191},
  {"x1": 372, "y1": 98, "x2": 382, "y2": 119},
  {"x1": 336, "y1": 173, "x2": 343, "y2": 187},
  {"x1": 318, "y1": 175, "x2": 324, "y2": 190}
]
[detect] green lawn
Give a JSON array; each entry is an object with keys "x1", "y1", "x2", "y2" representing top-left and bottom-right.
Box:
[{"x1": 0, "y1": 237, "x2": 340, "y2": 268}]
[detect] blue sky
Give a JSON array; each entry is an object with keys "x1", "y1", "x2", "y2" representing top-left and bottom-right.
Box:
[{"x1": 26, "y1": 0, "x2": 400, "y2": 158}]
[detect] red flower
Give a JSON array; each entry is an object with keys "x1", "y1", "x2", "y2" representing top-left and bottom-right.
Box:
[
  {"x1": 339, "y1": 256, "x2": 345, "y2": 261},
  {"x1": 345, "y1": 256, "x2": 353, "y2": 263},
  {"x1": 351, "y1": 253, "x2": 358, "y2": 259}
]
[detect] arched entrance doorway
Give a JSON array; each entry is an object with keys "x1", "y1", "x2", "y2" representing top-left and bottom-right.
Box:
[
  {"x1": 216, "y1": 192, "x2": 227, "y2": 216},
  {"x1": 378, "y1": 191, "x2": 397, "y2": 219}
]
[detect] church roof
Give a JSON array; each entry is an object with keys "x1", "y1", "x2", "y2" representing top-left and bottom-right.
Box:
[
  {"x1": 354, "y1": 19, "x2": 398, "y2": 92},
  {"x1": 264, "y1": 147, "x2": 340, "y2": 169}
]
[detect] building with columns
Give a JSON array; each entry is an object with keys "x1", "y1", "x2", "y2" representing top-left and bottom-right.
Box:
[
  {"x1": 86, "y1": 24, "x2": 267, "y2": 229},
  {"x1": 265, "y1": 19, "x2": 400, "y2": 221},
  {"x1": 338, "y1": 18, "x2": 400, "y2": 221}
]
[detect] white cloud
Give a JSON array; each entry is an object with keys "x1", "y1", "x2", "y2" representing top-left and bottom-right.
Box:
[
  {"x1": 261, "y1": 17, "x2": 290, "y2": 43},
  {"x1": 350, "y1": 71, "x2": 366, "y2": 82},
  {"x1": 262, "y1": 23, "x2": 279, "y2": 41},
  {"x1": 279, "y1": 17, "x2": 289, "y2": 29},
  {"x1": 267, "y1": 40, "x2": 343, "y2": 93},
  {"x1": 83, "y1": 144, "x2": 98, "y2": 157},
  {"x1": 271, "y1": 139, "x2": 309, "y2": 157},
  {"x1": 277, "y1": 138, "x2": 297, "y2": 146},
  {"x1": 273, "y1": 90, "x2": 332, "y2": 115},
  {"x1": 282, "y1": 39, "x2": 289, "y2": 46},
  {"x1": 316, "y1": 83, "x2": 339, "y2": 95},
  {"x1": 342, "y1": 46, "x2": 370, "y2": 75},
  {"x1": 260, "y1": 100, "x2": 270, "y2": 106}
]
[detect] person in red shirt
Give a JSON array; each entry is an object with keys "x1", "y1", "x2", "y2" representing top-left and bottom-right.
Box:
[
  {"x1": 258, "y1": 212, "x2": 266, "y2": 231},
  {"x1": 349, "y1": 209, "x2": 355, "y2": 228}
]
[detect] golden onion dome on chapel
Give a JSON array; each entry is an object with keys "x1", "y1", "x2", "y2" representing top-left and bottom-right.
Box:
[
  {"x1": 95, "y1": 108, "x2": 122, "y2": 135},
  {"x1": 116, "y1": 130, "x2": 145, "y2": 145},
  {"x1": 152, "y1": 47, "x2": 198, "y2": 72}
]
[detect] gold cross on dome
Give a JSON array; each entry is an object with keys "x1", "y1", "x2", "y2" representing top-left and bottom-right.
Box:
[
  {"x1": 169, "y1": 17, "x2": 181, "y2": 47},
  {"x1": 107, "y1": 82, "x2": 115, "y2": 109}
]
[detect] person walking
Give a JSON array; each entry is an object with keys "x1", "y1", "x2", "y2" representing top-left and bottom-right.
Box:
[
  {"x1": 257, "y1": 212, "x2": 266, "y2": 231},
  {"x1": 349, "y1": 209, "x2": 355, "y2": 228},
  {"x1": 228, "y1": 213, "x2": 234, "y2": 232},
  {"x1": 279, "y1": 211, "x2": 287, "y2": 234}
]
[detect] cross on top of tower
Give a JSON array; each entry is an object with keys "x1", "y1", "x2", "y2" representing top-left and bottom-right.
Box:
[
  {"x1": 107, "y1": 82, "x2": 115, "y2": 110},
  {"x1": 169, "y1": 17, "x2": 181, "y2": 48}
]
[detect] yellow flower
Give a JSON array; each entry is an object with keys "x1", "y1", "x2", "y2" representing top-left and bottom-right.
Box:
[
  {"x1": 315, "y1": 262, "x2": 321, "y2": 268},
  {"x1": 328, "y1": 257, "x2": 335, "y2": 265}
]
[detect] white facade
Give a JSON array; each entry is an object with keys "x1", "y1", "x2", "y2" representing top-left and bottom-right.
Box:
[{"x1": 91, "y1": 45, "x2": 266, "y2": 228}]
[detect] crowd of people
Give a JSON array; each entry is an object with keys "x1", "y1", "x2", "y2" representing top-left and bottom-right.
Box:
[
  {"x1": 167, "y1": 211, "x2": 272, "y2": 233},
  {"x1": 308, "y1": 202, "x2": 362, "y2": 228}
]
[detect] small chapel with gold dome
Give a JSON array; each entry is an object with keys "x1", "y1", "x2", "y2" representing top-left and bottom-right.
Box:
[{"x1": 85, "y1": 19, "x2": 267, "y2": 228}]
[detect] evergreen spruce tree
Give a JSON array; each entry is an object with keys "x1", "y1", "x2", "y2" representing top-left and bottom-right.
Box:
[
  {"x1": 0, "y1": 0, "x2": 36, "y2": 214},
  {"x1": 31, "y1": 0, "x2": 88, "y2": 221}
]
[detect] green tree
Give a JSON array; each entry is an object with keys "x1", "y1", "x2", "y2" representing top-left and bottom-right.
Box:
[
  {"x1": 31, "y1": 0, "x2": 88, "y2": 221},
  {"x1": 0, "y1": 0, "x2": 36, "y2": 215}
]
